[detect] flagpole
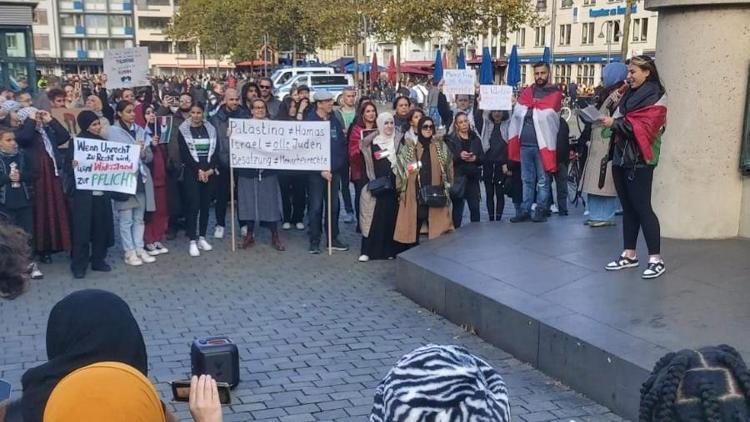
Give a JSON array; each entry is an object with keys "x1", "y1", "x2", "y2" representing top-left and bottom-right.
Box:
[
  {"x1": 327, "y1": 177, "x2": 332, "y2": 256},
  {"x1": 230, "y1": 166, "x2": 236, "y2": 252}
]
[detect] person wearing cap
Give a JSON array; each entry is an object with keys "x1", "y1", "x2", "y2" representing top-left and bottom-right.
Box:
[{"x1": 304, "y1": 90, "x2": 349, "y2": 254}]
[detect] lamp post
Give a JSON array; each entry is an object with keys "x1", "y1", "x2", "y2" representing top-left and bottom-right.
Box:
[{"x1": 598, "y1": 21, "x2": 623, "y2": 64}]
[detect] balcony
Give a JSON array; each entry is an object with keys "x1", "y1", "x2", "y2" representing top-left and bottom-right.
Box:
[
  {"x1": 109, "y1": 2, "x2": 133, "y2": 12},
  {"x1": 110, "y1": 26, "x2": 134, "y2": 36},
  {"x1": 59, "y1": 0, "x2": 83, "y2": 11}
]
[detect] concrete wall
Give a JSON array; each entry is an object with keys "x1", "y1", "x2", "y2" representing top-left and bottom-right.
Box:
[{"x1": 646, "y1": 0, "x2": 750, "y2": 238}]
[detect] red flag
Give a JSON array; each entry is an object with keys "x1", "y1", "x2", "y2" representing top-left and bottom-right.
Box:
[
  {"x1": 370, "y1": 53, "x2": 379, "y2": 89},
  {"x1": 388, "y1": 55, "x2": 396, "y2": 85}
]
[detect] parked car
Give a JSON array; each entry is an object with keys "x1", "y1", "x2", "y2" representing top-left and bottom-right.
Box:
[
  {"x1": 274, "y1": 73, "x2": 354, "y2": 103},
  {"x1": 269, "y1": 67, "x2": 335, "y2": 87}
]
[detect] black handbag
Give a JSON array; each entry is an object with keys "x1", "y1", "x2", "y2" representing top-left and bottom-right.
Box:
[
  {"x1": 449, "y1": 175, "x2": 467, "y2": 198},
  {"x1": 367, "y1": 176, "x2": 394, "y2": 197},
  {"x1": 419, "y1": 185, "x2": 448, "y2": 207}
]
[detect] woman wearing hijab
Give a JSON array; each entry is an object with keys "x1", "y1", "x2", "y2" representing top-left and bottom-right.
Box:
[
  {"x1": 16, "y1": 289, "x2": 149, "y2": 422},
  {"x1": 393, "y1": 117, "x2": 453, "y2": 246},
  {"x1": 446, "y1": 111, "x2": 484, "y2": 228},
  {"x1": 358, "y1": 112, "x2": 402, "y2": 262},
  {"x1": 602, "y1": 56, "x2": 668, "y2": 279},
  {"x1": 347, "y1": 101, "x2": 378, "y2": 228},
  {"x1": 178, "y1": 102, "x2": 218, "y2": 257},
  {"x1": 84, "y1": 95, "x2": 110, "y2": 137},
  {"x1": 370, "y1": 344, "x2": 511, "y2": 422},
  {"x1": 65, "y1": 111, "x2": 114, "y2": 279},
  {"x1": 237, "y1": 98, "x2": 285, "y2": 251},
  {"x1": 142, "y1": 104, "x2": 170, "y2": 256},
  {"x1": 13, "y1": 106, "x2": 72, "y2": 266},
  {"x1": 480, "y1": 110, "x2": 510, "y2": 221},
  {"x1": 107, "y1": 100, "x2": 156, "y2": 267},
  {"x1": 580, "y1": 63, "x2": 627, "y2": 228}
]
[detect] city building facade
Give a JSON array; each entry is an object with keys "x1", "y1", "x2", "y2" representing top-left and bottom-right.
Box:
[{"x1": 0, "y1": 0, "x2": 38, "y2": 89}]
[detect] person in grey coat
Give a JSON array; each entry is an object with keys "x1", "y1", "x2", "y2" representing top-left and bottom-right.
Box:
[{"x1": 106, "y1": 101, "x2": 156, "y2": 267}]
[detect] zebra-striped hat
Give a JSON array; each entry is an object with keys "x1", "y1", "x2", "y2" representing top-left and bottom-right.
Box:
[{"x1": 370, "y1": 344, "x2": 511, "y2": 422}]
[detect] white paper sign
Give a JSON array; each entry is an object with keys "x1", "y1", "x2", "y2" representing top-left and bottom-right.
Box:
[
  {"x1": 443, "y1": 69, "x2": 476, "y2": 96},
  {"x1": 479, "y1": 85, "x2": 514, "y2": 111},
  {"x1": 228, "y1": 119, "x2": 331, "y2": 171},
  {"x1": 103, "y1": 47, "x2": 150, "y2": 89},
  {"x1": 73, "y1": 137, "x2": 142, "y2": 194}
]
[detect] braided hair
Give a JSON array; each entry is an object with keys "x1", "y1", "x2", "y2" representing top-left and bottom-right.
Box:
[{"x1": 639, "y1": 345, "x2": 750, "y2": 422}]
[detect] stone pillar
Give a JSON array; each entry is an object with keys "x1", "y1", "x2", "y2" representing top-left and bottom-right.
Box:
[{"x1": 645, "y1": 0, "x2": 750, "y2": 239}]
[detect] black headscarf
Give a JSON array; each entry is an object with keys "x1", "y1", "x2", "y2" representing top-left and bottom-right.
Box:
[
  {"x1": 76, "y1": 110, "x2": 102, "y2": 140},
  {"x1": 20, "y1": 289, "x2": 147, "y2": 422},
  {"x1": 416, "y1": 116, "x2": 435, "y2": 147}
]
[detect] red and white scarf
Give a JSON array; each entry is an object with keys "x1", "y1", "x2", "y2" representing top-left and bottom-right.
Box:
[{"x1": 507, "y1": 85, "x2": 563, "y2": 172}]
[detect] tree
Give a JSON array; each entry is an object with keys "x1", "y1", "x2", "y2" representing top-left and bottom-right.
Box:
[{"x1": 620, "y1": 0, "x2": 637, "y2": 61}]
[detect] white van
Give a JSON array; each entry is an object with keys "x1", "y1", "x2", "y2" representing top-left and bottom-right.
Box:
[
  {"x1": 270, "y1": 67, "x2": 334, "y2": 87},
  {"x1": 274, "y1": 73, "x2": 354, "y2": 103}
]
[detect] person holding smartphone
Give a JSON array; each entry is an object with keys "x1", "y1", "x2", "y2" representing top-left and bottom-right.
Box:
[{"x1": 446, "y1": 111, "x2": 484, "y2": 228}]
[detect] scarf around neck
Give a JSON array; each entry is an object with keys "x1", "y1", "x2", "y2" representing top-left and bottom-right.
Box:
[
  {"x1": 178, "y1": 119, "x2": 217, "y2": 163},
  {"x1": 18, "y1": 107, "x2": 60, "y2": 176}
]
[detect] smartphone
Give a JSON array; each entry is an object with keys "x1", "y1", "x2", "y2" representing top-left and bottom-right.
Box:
[
  {"x1": 0, "y1": 379, "x2": 11, "y2": 401},
  {"x1": 171, "y1": 380, "x2": 231, "y2": 404}
]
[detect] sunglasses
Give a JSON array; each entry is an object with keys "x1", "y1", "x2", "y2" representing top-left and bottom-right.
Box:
[
  {"x1": 422, "y1": 125, "x2": 434, "y2": 130},
  {"x1": 259, "y1": 85, "x2": 272, "y2": 89}
]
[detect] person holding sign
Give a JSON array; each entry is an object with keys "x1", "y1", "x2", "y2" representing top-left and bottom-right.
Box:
[
  {"x1": 177, "y1": 102, "x2": 218, "y2": 257},
  {"x1": 304, "y1": 91, "x2": 349, "y2": 255},
  {"x1": 235, "y1": 99, "x2": 285, "y2": 251},
  {"x1": 65, "y1": 111, "x2": 115, "y2": 279},
  {"x1": 107, "y1": 101, "x2": 156, "y2": 267}
]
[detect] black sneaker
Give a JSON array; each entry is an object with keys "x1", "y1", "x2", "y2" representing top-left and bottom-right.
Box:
[
  {"x1": 91, "y1": 261, "x2": 112, "y2": 272},
  {"x1": 328, "y1": 238, "x2": 349, "y2": 251},
  {"x1": 510, "y1": 212, "x2": 530, "y2": 223},
  {"x1": 605, "y1": 255, "x2": 639, "y2": 271},
  {"x1": 308, "y1": 242, "x2": 321, "y2": 254},
  {"x1": 642, "y1": 261, "x2": 666, "y2": 279},
  {"x1": 531, "y1": 207, "x2": 548, "y2": 223}
]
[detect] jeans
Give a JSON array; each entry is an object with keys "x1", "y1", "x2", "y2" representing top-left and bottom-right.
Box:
[
  {"x1": 119, "y1": 192, "x2": 146, "y2": 253},
  {"x1": 520, "y1": 146, "x2": 550, "y2": 213},
  {"x1": 307, "y1": 172, "x2": 340, "y2": 245},
  {"x1": 587, "y1": 194, "x2": 618, "y2": 222}
]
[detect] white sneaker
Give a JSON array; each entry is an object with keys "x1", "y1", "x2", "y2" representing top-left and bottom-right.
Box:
[
  {"x1": 358, "y1": 254, "x2": 370, "y2": 262},
  {"x1": 550, "y1": 204, "x2": 559, "y2": 214},
  {"x1": 296, "y1": 222, "x2": 305, "y2": 230},
  {"x1": 282, "y1": 222, "x2": 292, "y2": 230},
  {"x1": 144, "y1": 243, "x2": 161, "y2": 256},
  {"x1": 124, "y1": 251, "x2": 143, "y2": 266},
  {"x1": 240, "y1": 225, "x2": 248, "y2": 237},
  {"x1": 198, "y1": 237, "x2": 213, "y2": 251},
  {"x1": 583, "y1": 209, "x2": 590, "y2": 216},
  {"x1": 154, "y1": 242, "x2": 169, "y2": 254},
  {"x1": 214, "y1": 225, "x2": 225, "y2": 239},
  {"x1": 137, "y1": 249, "x2": 156, "y2": 263},
  {"x1": 189, "y1": 241, "x2": 200, "y2": 257},
  {"x1": 29, "y1": 262, "x2": 44, "y2": 279}
]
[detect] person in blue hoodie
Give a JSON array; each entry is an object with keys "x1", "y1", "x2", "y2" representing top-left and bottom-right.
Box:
[{"x1": 304, "y1": 91, "x2": 349, "y2": 254}]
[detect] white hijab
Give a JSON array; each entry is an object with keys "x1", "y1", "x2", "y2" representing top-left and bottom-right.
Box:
[{"x1": 373, "y1": 112, "x2": 396, "y2": 165}]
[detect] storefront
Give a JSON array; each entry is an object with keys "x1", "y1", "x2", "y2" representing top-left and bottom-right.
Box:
[{"x1": 0, "y1": 1, "x2": 37, "y2": 91}]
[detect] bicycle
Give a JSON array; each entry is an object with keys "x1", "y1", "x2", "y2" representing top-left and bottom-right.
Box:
[{"x1": 566, "y1": 135, "x2": 587, "y2": 208}]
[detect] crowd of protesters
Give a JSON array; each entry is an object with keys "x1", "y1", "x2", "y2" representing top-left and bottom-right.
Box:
[{"x1": 0, "y1": 56, "x2": 667, "y2": 295}]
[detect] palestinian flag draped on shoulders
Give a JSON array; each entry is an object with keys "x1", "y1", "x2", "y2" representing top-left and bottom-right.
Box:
[
  {"x1": 623, "y1": 94, "x2": 667, "y2": 165},
  {"x1": 507, "y1": 84, "x2": 563, "y2": 172}
]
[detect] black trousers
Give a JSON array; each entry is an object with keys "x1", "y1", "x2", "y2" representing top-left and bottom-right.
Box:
[
  {"x1": 279, "y1": 173, "x2": 307, "y2": 224},
  {"x1": 214, "y1": 166, "x2": 230, "y2": 227},
  {"x1": 508, "y1": 161, "x2": 523, "y2": 205},
  {"x1": 184, "y1": 176, "x2": 214, "y2": 240},
  {"x1": 612, "y1": 165, "x2": 661, "y2": 255},
  {"x1": 484, "y1": 180, "x2": 505, "y2": 220},
  {"x1": 352, "y1": 178, "x2": 367, "y2": 230},
  {"x1": 451, "y1": 177, "x2": 481, "y2": 228},
  {"x1": 167, "y1": 169, "x2": 185, "y2": 232},
  {"x1": 339, "y1": 166, "x2": 353, "y2": 213},
  {"x1": 70, "y1": 192, "x2": 111, "y2": 272}
]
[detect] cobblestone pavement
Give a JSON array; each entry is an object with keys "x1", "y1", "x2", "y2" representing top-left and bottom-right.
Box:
[{"x1": 0, "y1": 214, "x2": 624, "y2": 421}]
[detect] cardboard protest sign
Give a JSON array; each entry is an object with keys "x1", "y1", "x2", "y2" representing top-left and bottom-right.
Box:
[
  {"x1": 103, "y1": 47, "x2": 150, "y2": 89},
  {"x1": 443, "y1": 69, "x2": 476, "y2": 96},
  {"x1": 228, "y1": 119, "x2": 331, "y2": 171},
  {"x1": 73, "y1": 137, "x2": 142, "y2": 194},
  {"x1": 479, "y1": 85, "x2": 514, "y2": 110},
  {"x1": 51, "y1": 107, "x2": 86, "y2": 139},
  {"x1": 156, "y1": 116, "x2": 172, "y2": 144}
]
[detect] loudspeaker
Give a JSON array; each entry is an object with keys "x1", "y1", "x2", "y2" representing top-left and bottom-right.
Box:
[{"x1": 191, "y1": 337, "x2": 240, "y2": 388}]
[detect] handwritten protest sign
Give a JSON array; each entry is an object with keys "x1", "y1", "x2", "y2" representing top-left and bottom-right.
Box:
[
  {"x1": 156, "y1": 116, "x2": 172, "y2": 144},
  {"x1": 228, "y1": 119, "x2": 330, "y2": 171},
  {"x1": 443, "y1": 69, "x2": 476, "y2": 96},
  {"x1": 73, "y1": 137, "x2": 141, "y2": 194},
  {"x1": 479, "y1": 85, "x2": 514, "y2": 110},
  {"x1": 103, "y1": 47, "x2": 150, "y2": 89}
]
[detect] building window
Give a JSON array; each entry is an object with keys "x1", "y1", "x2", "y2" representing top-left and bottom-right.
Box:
[
  {"x1": 577, "y1": 64, "x2": 595, "y2": 87},
  {"x1": 536, "y1": 0, "x2": 547, "y2": 10},
  {"x1": 84, "y1": 15, "x2": 109, "y2": 36},
  {"x1": 138, "y1": 16, "x2": 171, "y2": 30},
  {"x1": 33, "y1": 9, "x2": 48, "y2": 25},
  {"x1": 33, "y1": 34, "x2": 50, "y2": 50},
  {"x1": 516, "y1": 28, "x2": 526, "y2": 47},
  {"x1": 534, "y1": 26, "x2": 546, "y2": 47},
  {"x1": 559, "y1": 24, "x2": 571, "y2": 46},
  {"x1": 139, "y1": 40, "x2": 170, "y2": 53},
  {"x1": 633, "y1": 18, "x2": 648, "y2": 42},
  {"x1": 175, "y1": 41, "x2": 192, "y2": 54},
  {"x1": 5, "y1": 32, "x2": 27, "y2": 58},
  {"x1": 146, "y1": 0, "x2": 170, "y2": 5},
  {"x1": 554, "y1": 64, "x2": 572, "y2": 85},
  {"x1": 84, "y1": 0, "x2": 107, "y2": 11},
  {"x1": 561, "y1": 0, "x2": 573, "y2": 8},
  {"x1": 520, "y1": 65, "x2": 527, "y2": 85},
  {"x1": 584, "y1": 0, "x2": 596, "y2": 5},
  {"x1": 581, "y1": 22, "x2": 595, "y2": 45},
  {"x1": 109, "y1": 39, "x2": 134, "y2": 49}
]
